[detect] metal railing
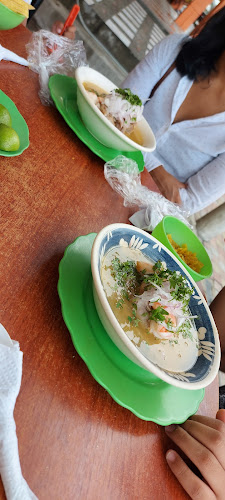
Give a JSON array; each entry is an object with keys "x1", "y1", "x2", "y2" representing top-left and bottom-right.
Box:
[{"x1": 76, "y1": 0, "x2": 127, "y2": 75}]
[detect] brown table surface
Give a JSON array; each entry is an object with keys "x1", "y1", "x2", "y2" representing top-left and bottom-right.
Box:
[{"x1": 0, "y1": 25, "x2": 219, "y2": 500}]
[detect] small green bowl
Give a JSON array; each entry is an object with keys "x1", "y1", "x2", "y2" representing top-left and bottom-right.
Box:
[
  {"x1": 152, "y1": 216, "x2": 212, "y2": 282},
  {"x1": 0, "y1": 3, "x2": 25, "y2": 30}
]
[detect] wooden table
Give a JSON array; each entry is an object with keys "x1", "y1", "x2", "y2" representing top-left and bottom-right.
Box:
[{"x1": 0, "y1": 25, "x2": 219, "y2": 500}]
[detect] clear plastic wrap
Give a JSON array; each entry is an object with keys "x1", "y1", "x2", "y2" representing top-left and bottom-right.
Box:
[
  {"x1": 26, "y1": 30, "x2": 87, "y2": 105},
  {"x1": 104, "y1": 155, "x2": 193, "y2": 231}
]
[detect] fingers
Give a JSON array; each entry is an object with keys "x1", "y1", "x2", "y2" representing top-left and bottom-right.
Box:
[
  {"x1": 165, "y1": 424, "x2": 225, "y2": 497},
  {"x1": 166, "y1": 449, "x2": 215, "y2": 500},
  {"x1": 181, "y1": 419, "x2": 225, "y2": 469},
  {"x1": 162, "y1": 185, "x2": 181, "y2": 204},
  {"x1": 190, "y1": 414, "x2": 225, "y2": 431},
  {"x1": 63, "y1": 26, "x2": 76, "y2": 40},
  {"x1": 170, "y1": 190, "x2": 181, "y2": 204},
  {"x1": 52, "y1": 21, "x2": 64, "y2": 34},
  {"x1": 178, "y1": 181, "x2": 187, "y2": 189},
  {"x1": 216, "y1": 409, "x2": 225, "y2": 423},
  {"x1": 51, "y1": 22, "x2": 76, "y2": 40}
]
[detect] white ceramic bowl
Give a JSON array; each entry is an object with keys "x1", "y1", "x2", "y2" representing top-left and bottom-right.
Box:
[
  {"x1": 91, "y1": 223, "x2": 221, "y2": 390},
  {"x1": 75, "y1": 66, "x2": 156, "y2": 153}
]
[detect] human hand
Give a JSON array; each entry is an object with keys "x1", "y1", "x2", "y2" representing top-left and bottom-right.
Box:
[
  {"x1": 150, "y1": 165, "x2": 187, "y2": 204},
  {"x1": 51, "y1": 21, "x2": 76, "y2": 40},
  {"x1": 165, "y1": 410, "x2": 225, "y2": 499}
]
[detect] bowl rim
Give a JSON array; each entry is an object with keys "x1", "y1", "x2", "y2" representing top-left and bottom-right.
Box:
[
  {"x1": 91, "y1": 222, "x2": 220, "y2": 390},
  {"x1": 75, "y1": 66, "x2": 156, "y2": 153},
  {"x1": 157, "y1": 216, "x2": 213, "y2": 280}
]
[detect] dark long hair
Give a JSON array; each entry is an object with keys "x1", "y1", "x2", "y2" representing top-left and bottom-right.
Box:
[{"x1": 176, "y1": 7, "x2": 225, "y2": 80}]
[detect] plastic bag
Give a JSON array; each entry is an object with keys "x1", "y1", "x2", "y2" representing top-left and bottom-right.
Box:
[
  {"x1": 26, "y1": 30, "x2": 87, "y2": 105},
  {"x1": 104, "y1": 155, "x2": 193, "y2": 231}
]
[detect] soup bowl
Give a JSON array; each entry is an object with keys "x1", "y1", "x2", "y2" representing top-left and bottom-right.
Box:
[
  {"x1": 75, "y1": 66, "x2": 156, "y2": 153},
  {"x1": 91, "y1": 223, "x2": 220, "y2": 390}
]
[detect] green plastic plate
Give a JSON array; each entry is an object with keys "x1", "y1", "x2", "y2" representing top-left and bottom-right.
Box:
[
  {"x1": 0, "y1": 90, "x2": 29, "y2": 157},
  {"x1": 58, "y1": 234, "x2": 205, "y2": 424},
  {"x1": 49, "y1": 74, "x2": 145, "y2": 172}
]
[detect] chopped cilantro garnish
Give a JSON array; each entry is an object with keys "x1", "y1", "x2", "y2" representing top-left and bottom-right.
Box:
[
  {"x1": 115, "y1": 88, "x2": 142, "y2": 107},
  {"x1": 166, "y1": 318, "x2": 174, "y2": 330},
  {"x1": 177, "y1": 320, "x2": 194, "y2": 341},
  {"x1": 116, "y1": 298, "x2": 124, "y2": 309},
  {"x1": 169, "y1": 272, "x2": 192, "y2": 303},
  {"x1": 148, "y1": 306, "x2": 169, "y2": 323},
  {"x1": 111, "y1": 258, "x2": 139, "y2": 296},
  {"x1": 140, "y1": 260, "x2": 193, "y2": 304},
  {"x1": 110, "y1": 257, "x2": 194, "y2": 335},
  {"x1": 128, "y1": 307, "x2": 140, "y2": 327}
]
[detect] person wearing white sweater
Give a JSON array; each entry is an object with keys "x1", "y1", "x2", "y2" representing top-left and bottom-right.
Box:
[{"x1": 122, "y1": 9, "x2": 225, "y2": 214}]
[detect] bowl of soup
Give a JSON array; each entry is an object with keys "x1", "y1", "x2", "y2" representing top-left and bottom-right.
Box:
[
  {"x1": 152, "y1": 216, "x2": 213, "y2": 282},
  {"x1": 91, "y1": 223, "x2": 220, "y2": 390},
  {"x1": 75, "y1": 66, "x2": 156, "y2": 153}
]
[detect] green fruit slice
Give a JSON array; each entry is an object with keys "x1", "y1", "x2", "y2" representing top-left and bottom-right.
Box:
[
  {"x1": 0, "y1": 124, "x2": 20, "y2": 151},
  {"x1": 0, "y1": 104, "x2": 12, "y2": 127}
]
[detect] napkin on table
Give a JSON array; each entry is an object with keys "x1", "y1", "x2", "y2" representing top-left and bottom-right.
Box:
[
  {"x1": 129, "y1": 207, "x2": 164, "y2": 233},
  {"x1": 0, "y1": 45, "x2": 28, "y2": 66},
  {"x1": 0, "y1": 323, "x2": 38, "y2": 500}
]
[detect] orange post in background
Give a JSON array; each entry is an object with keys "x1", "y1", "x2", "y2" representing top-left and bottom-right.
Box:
[
  {"x1": 190, "y1": 0, "x2": 225, "y2": 35},
  {"x1": 175, "y1": 0, "x2": 214, "y2": 30}
]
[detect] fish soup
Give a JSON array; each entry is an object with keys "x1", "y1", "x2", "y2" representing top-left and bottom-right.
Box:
[
  {"x1": 101, "y1": 245, "x2": 199, "y2": 373},
  {"x1": 82, "y1": 82, "x2": 144, "y2": 146}
]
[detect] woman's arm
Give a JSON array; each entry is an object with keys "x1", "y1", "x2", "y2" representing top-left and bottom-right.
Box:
[
  {"x1": 180, "y1": 153, "x2": 225, "y2": 214},
  {"x1": 144, "y1": 152, "x2": 225, "y2": 209},
  {"x1": 150, "y1": 165, "x2": 187, "y2": 204}
]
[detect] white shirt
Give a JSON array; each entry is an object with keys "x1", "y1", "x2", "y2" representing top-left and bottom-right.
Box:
[{"x1": 122, "y1": 34, "x2": 225, "y2": 214}]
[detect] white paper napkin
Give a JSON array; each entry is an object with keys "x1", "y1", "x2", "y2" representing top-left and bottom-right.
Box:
[
  {"x1": 0, "y1": 45, "x2": 28, "y2": 66},
  {"x1": 129, "y1": 207, "x2": 162, "y2": 233},
  {"x1": 0, "y1": 323, "x2": 38, "y2": 500}
]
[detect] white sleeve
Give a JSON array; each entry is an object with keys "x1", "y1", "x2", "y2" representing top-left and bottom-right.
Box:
[
  {"x1": 142, "y1": 151, "x2": 162, "y2": 171},
  {"x1": 121, "y1": 34, "x2": 186, "y2": 104},
  {"x1": 180, "y1": 153, "x2": 225, "y2": 215}
]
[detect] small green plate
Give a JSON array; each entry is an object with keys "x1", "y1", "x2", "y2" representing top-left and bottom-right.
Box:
[
  {"x1": 58, "y1": 234, "x2": 205, "y2": 424},
  {"x1": 0, "y1": 90, "x2": 29, "y2": 157},
  {"x1": 49, "y1": 74, "x2": 144, "y2": 172}
]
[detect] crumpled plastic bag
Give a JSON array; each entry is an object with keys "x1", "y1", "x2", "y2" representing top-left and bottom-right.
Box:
[
  {"x1": 26, "y1": 30, "x2": 87, "y2": 105},
  {"x1": 104, "y1": 155, "x2": 193, "y2": 231}
]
